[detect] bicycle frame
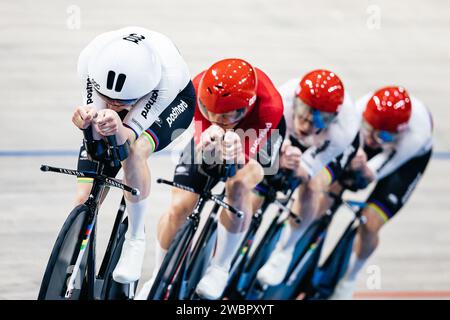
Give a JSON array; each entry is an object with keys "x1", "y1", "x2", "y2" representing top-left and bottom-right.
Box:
[
  {"x1": 260, "y1": 193, "x2": 367, "y2": 300},
  {"x1": 148, "y1": 175, "x2": 244, "y2": 300},
  {"x1": 306, "y1": 198, "x2": 367, "y2": 299},
  {"x1": 178, "y1": 191, "x2": 224, "y2": 299},
  {"x1": 158, "y1": 181, "x2": 214, "y2": 300},
  {"x1": 225, "y1": 186, "x2": 296, "y2": 299}
]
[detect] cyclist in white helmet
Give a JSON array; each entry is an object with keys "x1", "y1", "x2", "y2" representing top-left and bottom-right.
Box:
[{"x1": 71, "y1": 26, "x2": 195, "y2": 285}]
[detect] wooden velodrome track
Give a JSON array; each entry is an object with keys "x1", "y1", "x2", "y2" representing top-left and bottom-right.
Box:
[{"x1": 0, "y1": 0, "x2": 449, "y2": 299}]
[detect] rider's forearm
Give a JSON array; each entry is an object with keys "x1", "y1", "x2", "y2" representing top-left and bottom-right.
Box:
[
  {"x1": 295, "y1": 163, "x2": 311, "y2": 184},
  {"x1": 317, "y1": 172, "x2": 343, "y2": 216}
]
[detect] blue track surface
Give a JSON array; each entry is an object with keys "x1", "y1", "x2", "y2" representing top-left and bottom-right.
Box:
[{"x1": 0, "y1": 150, "x2": 449, "y2": 159}]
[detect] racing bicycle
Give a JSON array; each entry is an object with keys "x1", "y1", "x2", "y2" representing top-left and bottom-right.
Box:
[
  {"x1": 258, "y1": 192, "x2": 366, "y2": 300},
  {"x1": 38, "y1": 130, "x2": 140, "y2": 300},
  {"x1": 146, "y1": 164, "x2": 244, "y2": 300},
  {"x1": 224, "y1": 169, "x2": 300, "y2": 299}
]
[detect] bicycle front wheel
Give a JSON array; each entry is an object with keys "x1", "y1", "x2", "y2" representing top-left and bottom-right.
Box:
[
  {"x1": 38, "y1": 205, "x2": 92, "y2": 300},
  {"x1": 147, "y1": 219, "x2": 196, "y2": 300}
]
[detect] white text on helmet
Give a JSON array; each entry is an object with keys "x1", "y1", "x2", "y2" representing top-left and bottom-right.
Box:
[{"x1": 122, "y1": 33, "x2": 145, "y2": 44}]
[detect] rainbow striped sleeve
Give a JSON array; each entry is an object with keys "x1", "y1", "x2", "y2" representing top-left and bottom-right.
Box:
[
  {"x1": 322, "y1": 165, "x2": 336, "y2": 185},
  {"x1": 141, "y1": 129, "x2": 159, "y2": 153},
  {"x1": 367, "y1": 201, "x2": 392, "y2": 222}
]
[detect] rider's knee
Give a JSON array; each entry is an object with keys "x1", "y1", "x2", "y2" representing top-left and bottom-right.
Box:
[
  {"x1": 359, "y1": 207, "x2": 385, "y2": 237},
  {"x1": 167, "y1": 194, "x2": 195, "y2": 225},
  {"x1": 304, "y1": 176, "x2": 322, "y2": 194},
  {"x1": 247, "y1": 160, "x2": 264, "y2": 185},
  {"x1": 127, "y1": 136, "x2": 152, "y2": 162},
  {"x1": 74, "y1": 183, "x2": 92, "y2": 205},
  {"x1": 227, "y1": 176, "x2": 248, "y2": 197},
  {"x1": 230, "y1": 160, "x2": 264, "y2": 190}
]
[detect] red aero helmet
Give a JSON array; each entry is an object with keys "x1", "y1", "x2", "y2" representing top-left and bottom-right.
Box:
[
  {"x1": 296, "y1": 69, "x2": 345, "y2": 113},
  {"x1": 364, "y1": 86, "x2": 412, "y2": 132},
  {"x1": 198, "y1": 58, "x2": 258, "y2": 114}
]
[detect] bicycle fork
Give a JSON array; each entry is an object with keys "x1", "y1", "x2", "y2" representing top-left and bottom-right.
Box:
[{"x1": 65, "y1": 214, "x2": 97, "y2": 299}]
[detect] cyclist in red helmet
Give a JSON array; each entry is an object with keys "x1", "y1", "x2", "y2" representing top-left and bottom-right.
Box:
[
  {"x1": 136, "y1": 58, "x2": 286, "y2": 300},
  {"x1": 329, "y1": 86, "x2": 433, "y2": 299},
  {"x1": 363, "y1": 86, "x2": 412, "y2": 147},
  {"x1": 257, "y1": 69, "x2": 361, "y2": 286}
]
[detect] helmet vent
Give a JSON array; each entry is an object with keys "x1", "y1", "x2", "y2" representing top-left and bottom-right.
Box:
[
  {"x1": 221, "y1": 92, "x2": 231, "y2": 97},
  {"x1": 106, "y1": 70, "x2": 126, "y2": 92},
  {"x1": 115, "y1": 73, "x2": 126, "y2": 92},
  {"x1": 207, "y1": 87, "x2": 212, "y2": 94},
  {"x1": 107, "y1": 71, "x2": 116, "y2": 90},
  {"x1": 215, "y1": 85, "x2": 224, "y2": 89}
]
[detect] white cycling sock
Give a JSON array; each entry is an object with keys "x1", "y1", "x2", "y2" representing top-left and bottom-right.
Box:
[
  {"x1": 276, "y1": 220, "x2": 308, "y2": 253},
  {"x1": 125, "y1": 198, "x2": 148, "y2": 240},
  {"x1": 344, "y1": 252, "x2": 367, "y2": 281},
  {"x1": 211, "y1": 222, "x2": 245, "y2": 271}
]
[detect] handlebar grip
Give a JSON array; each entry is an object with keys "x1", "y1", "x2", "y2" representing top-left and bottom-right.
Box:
[
  {"x1": 341, "y1": 169, "x2": 369, "y2": 191},
  {"x1": 82, "y1": 126, "x2": 95, "y2": 143},
  {"x1": 82, "y1": 126, "x2": 107, "y2": 161},
  {"x1": 265, "y1": 168, "x2": 300, "y2": 193},
  {"x1": 281, "y1": 168, "x2": 295, "y2": 178},
  {"x1": 106, "y1": 135, "x2": 121, "y2": 167},
  {"x1": 222, "y1": 163, "x2": 238, "y2": 180},
  {"x1": 106, "y1": 135, "x2": 118, "y2": 148}
]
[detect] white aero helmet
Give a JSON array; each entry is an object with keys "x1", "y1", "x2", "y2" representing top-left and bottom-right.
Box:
[{"x1": 88, "y1": 32, "x2": 162, "y2": 101}]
